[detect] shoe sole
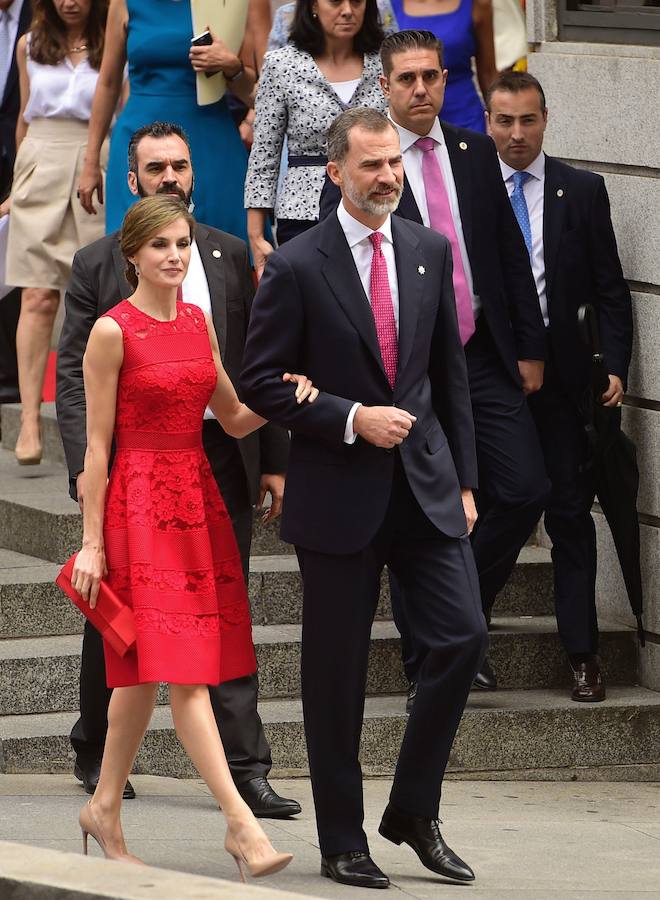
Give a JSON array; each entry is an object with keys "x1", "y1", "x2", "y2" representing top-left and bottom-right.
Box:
[
  {"x1": 378, "y1": 825, "x2": 475, "y2": 883},
  {"x1": 251, "y1": 807, "x2": 301, "y2": 819}
]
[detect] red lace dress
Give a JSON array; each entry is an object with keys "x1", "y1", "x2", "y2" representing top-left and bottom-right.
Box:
[{"x1": 101, "y1": 299, "x2": 257, "y2": 688}]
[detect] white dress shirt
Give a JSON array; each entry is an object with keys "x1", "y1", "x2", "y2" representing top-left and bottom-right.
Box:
[
  {"x1": 394, "y1": 117, "x2": 480, "y2": 317},
  {"x1": 499, "y1": 151, "x2": 548, "y2": 326},
  {"x1": 336, "y1": 200, "x2": 399, "y2": 443},
  {"x1": 180, "y1": 240, "x2": 215, "y2": 419},
  {"x1": 0, "y1": 0, "x2": 24, "y2": 102}
]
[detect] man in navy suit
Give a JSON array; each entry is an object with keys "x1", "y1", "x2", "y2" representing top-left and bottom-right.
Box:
[
  {"x1": 486, "y1": 71, "x2": 633, "y2": 701},
  {"x1": 242, "y1": 107, "x2": 487, "y2": 889},
  {"x1": 0, "y1": 0, "x2": 30, "y2": 406},
  {"x1": 320, "y1": 29, "x2": 550, "y2": 696}
]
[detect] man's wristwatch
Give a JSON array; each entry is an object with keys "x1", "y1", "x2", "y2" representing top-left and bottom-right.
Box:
[{"x1": 225, "y1": 60, "x2": 245, "y2": 82}]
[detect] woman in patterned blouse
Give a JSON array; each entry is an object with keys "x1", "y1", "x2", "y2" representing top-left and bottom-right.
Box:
[{"x1": 245, "y1": 0, "x2": 387, "y2": 277}]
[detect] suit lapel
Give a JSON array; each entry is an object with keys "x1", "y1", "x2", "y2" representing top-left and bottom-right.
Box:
[
  {"x1": 543, "y1": 156, "x2": 567, "y2": 302},
  {"x1": 443, "y1": 123, "x2": 474, "y2": 259},
  {"x1": 319, "y1": 215, "x2": 387, "y2": 383},
  {"x1": 397, "y1": 175, "x2": 423, "y2": 225},
  {"x1": 392, "y1": 219, "x2": 424, "y2": 380},
  {"x1": 196, "y1": 226, "x2": 227, "y2": 358}
]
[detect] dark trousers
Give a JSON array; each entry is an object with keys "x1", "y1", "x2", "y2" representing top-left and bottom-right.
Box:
[
  {"x1": 528, "y1": 360, "x2": 598, "y2": 656},
  {"x1": 70, "y1": 420, "x2": 272, "y2": 784},
  {"x1": 0, "y1": 286, "x2": 20, "y2": 404},
  {"x1": 393, "y1": 317, "x2": 549, "y2": 680},
  {"x1": 296, "y1": 458, "x2": 487, "y2": 857}
]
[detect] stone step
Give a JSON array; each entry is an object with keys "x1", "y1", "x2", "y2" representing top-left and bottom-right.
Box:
[
  {"x1": 250, "y1": 545, "x2": 554, "y2": 623},
  {"x1": 1, "y1": 402, "x2": 66, "y2": 467},
  {"x1": 2, "y1": 687, "x2": 658, "y2": 779},
  {"x1": 0, "y1": 448, "x2": 290, "y2": 560},
  {"x1": 0, "y1": 619, "x2": 638, "y2": 717},
  {"x1": 0, "y1": 546, "x2": 554, "y2": 640}
]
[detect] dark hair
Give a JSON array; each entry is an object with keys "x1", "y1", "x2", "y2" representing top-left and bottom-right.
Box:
[
  {"x1": 290, "y1": 0, "x2": 384, "y2": 56},
  {"x1": 380, "y1": 30, "x2": 444, "y2": 77},
  {"x1": 485, "y1": 71, "x2": 547, "y2": 113},
  {"x1": 30, "y1": 0, "x2": 108, "y2": 69},
  {"x1": 121, "y1": 196, "x2": 195, "y2": 291},
  {"x1": 127, "y1": 122, "x2": 192, "y2": 175},
  {"x1": 327, "y1": 107, "x2": 397, "y2": 164}
]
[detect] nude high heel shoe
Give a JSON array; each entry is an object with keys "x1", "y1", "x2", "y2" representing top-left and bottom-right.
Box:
[
  {"x1": 225, "y1": 828, "x2": 293, "y2": 882},
  {"x1": 79, "y1": 801, "x2": 145, "y2": 864},
  {"x1": 14, "y1": 421, "x2": 42, "y2": 465}
]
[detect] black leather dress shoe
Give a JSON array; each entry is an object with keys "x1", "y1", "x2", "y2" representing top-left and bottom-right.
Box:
[
  {"x1": 379, "y1": 803, "x2": 475, "y2": 882},
  {"x1": 321, "y1": 851, "x2": 390, "y2": 889},
  {"x1": 74, "y1": 761, "x2": 135, "y2": 800},
  {"x1": 237, "y1": 776, "x2": 301, "y2": 818},
  {"x1": 570, "y1": 655, "x2": 606, "y2": 702},
  {"x1": 472, "y1": 656, "x2": 497, "y2": 691},
  {"x1": 405, "y1": 681, "x2": 417, "y2": 715}
]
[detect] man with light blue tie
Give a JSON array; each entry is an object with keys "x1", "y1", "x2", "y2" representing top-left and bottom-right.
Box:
[{"x1": 486, "y1": 71, "x2": 633, "y2": 702}]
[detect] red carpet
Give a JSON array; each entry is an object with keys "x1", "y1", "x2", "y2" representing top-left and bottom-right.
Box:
[{"x1": 43, "y1": 351, "x2": 56, "y2": 402}]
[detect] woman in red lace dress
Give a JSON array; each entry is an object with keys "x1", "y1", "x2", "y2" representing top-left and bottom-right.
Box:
[{"x1": 71, "y1": 195, "x2": 316, "y2": 878}]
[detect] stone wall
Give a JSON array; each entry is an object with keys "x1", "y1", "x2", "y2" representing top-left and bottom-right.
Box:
[{"x1": 526, "y1": 1, "x2": 660, "y2": 687}]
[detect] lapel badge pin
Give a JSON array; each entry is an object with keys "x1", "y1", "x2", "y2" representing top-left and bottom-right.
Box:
[
  {"x1": 557, "y1": 189, "x2": 564, "y2": 198},
  {"x1": 418, "y1": 265, "x2": 426, "y2": 275},
  {"x1": 459, "y1": 141, "x2": 468, "y2": 150},
  {"x1": 212, "y1": 249, "x2": 222, "y2": 258}
]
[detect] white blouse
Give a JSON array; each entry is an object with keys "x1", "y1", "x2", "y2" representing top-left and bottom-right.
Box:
[
  {"x1": 329, "y1": 78, "x2": 361, "y2": 106},
  {"x1": 23, "y1": 34, "x2": 99, "y2": 123}
]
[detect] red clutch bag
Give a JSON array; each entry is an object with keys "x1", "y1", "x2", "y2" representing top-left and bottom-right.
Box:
[{"x1": 56, "y1": 554, "x2": 137, "y2": 657}]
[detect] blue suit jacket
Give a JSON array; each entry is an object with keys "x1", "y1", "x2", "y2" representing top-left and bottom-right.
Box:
[
  {"x1": 241, "y1": 212, "x2": 477, "y2": 554},
  {"x1": 542, "y1": 156, "x2": 632, "y2": 395}
]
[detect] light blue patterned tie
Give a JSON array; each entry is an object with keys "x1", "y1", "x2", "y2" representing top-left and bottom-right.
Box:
[{"x1": 510, "y1": 170, "x2": 532, "y2": 257}]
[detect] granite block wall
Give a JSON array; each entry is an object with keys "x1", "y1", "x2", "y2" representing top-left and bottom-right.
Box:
[{"x1": 526, "y1": 6, "x2": 660, "y2": 687}]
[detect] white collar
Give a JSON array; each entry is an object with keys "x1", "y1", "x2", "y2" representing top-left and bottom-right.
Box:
[
  {"x1": 336, "y1": 199, "x2": 393, "y2": 249},
  {"x1": 390, "y1": 114, "x2": 445, "y2": 154},
  {"x1": 499, "y1": 150, "x2": 546, "y2": 183}
]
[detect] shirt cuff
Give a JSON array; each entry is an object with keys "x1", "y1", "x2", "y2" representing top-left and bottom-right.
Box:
[{"x1": 344, "y1": 403, "x2": 361, "y2": 444}]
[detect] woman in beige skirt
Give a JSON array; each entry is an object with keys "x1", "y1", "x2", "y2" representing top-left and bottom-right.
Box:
[{"x1": 4, "y1": 0, "x2": 109, "y2": 464}]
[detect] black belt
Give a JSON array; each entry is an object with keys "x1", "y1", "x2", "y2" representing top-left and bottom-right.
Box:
[{"x1": 288, "y1": 155, "x2": 328, "y2": 167}]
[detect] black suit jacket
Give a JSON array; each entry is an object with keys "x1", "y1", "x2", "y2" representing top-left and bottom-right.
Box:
[
  {"x1": 56, "y1": 224, "x2": 289, "y2": 501},
  {"x1": 542, "y1": 156, "x2": 632, "y2": 396},
  {"x1": 241, "y1": 212, "x2": 477, "y2": 554},
  {"x1": 319, "y1": 121, "x2": 546, "y2": 383},
  {"x1": 0, "y1": 0, "x2": 31, "y2": 201}
]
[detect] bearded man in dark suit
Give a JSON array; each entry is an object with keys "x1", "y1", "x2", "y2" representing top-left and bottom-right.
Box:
[
  {"x1": 56, "y1": 121, "x2": 301, "y2": 818},
  {"x1": 241, "y1": 107, "x2": 487, "y2": 890},
  {"x1": 486, "y1": 71, "x2": 633, "y2": 701},
  {"x1": 320, "y1": 29, "x2": 550, "y2": 697}
]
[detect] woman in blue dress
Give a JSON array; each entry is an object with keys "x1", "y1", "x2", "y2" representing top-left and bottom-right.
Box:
[
  {"x1": 390, "y1": 0, "x2": 498, "y2": 133},
  {"x1": 78, "y1": 0, "x2": 255, "y2": 242}
]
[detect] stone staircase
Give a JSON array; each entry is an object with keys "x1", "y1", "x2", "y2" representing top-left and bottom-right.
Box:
[{"x1": 1, "y1": 403, "x2": 659, "y2": 780}]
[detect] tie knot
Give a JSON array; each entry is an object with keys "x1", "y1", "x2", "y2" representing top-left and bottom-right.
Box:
[
  {"x1": 369, "y1": 231, "x2": 383, "y2": 252},
  {"x1": 513, "y1": 170, "x2": 532, "y2": 190},
  {"x1": 414, "y1": 137, "x2": 436, "y2": 153}
]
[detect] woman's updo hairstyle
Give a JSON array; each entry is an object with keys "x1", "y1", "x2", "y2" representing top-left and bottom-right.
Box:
[{"x1": 120, "y1": 195, "x2": 195, "y2": 291}]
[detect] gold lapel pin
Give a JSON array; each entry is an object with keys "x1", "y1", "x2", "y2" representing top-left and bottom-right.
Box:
[
  {"x1": 459, "y1": 141, "x2": 468, "y2": 150},
  {"x1": 212, "y1": 249, "x2": 222, "y2": 258},
  {"x1": 418, "y1": 265, "x2": 426, "y2": 275},
  {"x1": 557, "y1": 189, "x2": 564, "y2": 198}
]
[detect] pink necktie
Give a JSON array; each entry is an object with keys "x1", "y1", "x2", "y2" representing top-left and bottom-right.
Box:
[
  {"x1": 369, "y1": 232, "x2": 398, "y2": 389},
  {"x1": 415, "y1": 137, "x2": 475, "y2": 345}
]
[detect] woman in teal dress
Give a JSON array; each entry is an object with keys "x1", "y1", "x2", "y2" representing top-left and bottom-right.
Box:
[{"x1": 78, "y1": 0, "x2": 255, "y2": 242}]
